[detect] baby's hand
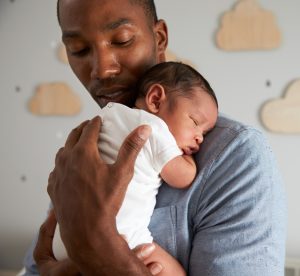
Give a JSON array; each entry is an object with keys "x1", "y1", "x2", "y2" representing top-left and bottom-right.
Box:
[
  {"x1": 132, "y1": 243, "x2": 163, "y2": 275},
  {"x1": 133, "y1": 243, "x2": 186, "y2": 276}
]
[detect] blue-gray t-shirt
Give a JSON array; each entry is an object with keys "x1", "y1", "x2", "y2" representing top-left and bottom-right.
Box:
[{"x1": 23, "y1": 114, "x2": 287, "y2": 275}]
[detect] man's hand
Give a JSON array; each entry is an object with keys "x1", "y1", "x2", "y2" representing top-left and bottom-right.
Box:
[
  {"x1": 47, "y1": 116, "x2": 152, "y2": 274},
  {"x1": 34, "y1": 209, "x2": 80, "y2": 276},
  {"x1": 34, "y1": 212, "x2": 160, "y2": 276}
]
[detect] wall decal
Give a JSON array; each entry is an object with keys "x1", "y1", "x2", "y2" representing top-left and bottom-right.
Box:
[
  {"x1": 165, "y1": 49, "x2": 197, "y2": 68},
  {"x1": 28, "y1": 82, "x2": 81, "y2": 116},
  {"x1": 57, "y1": 43, "x2": 68, "y2": 64},
  {"x1": 216, "y1": 0, "x2": 281, "y2": 51},
  {"x1": 261, "y1": 79, "x2": 300, "y2": 134},
  {"x1": 266, "y1": 80, "x2": 271, "y2": 87}
]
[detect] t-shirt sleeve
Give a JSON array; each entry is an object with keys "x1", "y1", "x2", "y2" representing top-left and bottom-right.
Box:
[{"x1": 147, "y1": 117, "x2": 182, "y2": 173}]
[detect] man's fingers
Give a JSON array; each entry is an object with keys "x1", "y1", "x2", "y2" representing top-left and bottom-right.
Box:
[
  {"x1": 77, "y1": 116, "x2": 102, "y2": 151},
  {"x1": 65, "y1": 120, "x2": 90, "y2": 150},
  {"x1": 34, "y1": 209, "x2": 57, "y2": 264},
  {"x1": 47, "y1": 169, "x2": 56, "y2": 202},
  {"x1": 55, "y1": 147, "x2": 64, "y2": 166},
  {"x1": 115, "y1": 125, "x2": 151, "y2": 173}
]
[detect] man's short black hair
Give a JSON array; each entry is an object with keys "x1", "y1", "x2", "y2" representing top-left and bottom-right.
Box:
[
  {"x1": 57, "y1": 0, "x2": 158, "y2": 26},
  {"x1": 129, "y1": 0, "x2": 158, "y2": 24}
]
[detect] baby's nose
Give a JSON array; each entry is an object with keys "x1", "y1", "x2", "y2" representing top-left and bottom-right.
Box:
[{"x1": 195, "y1": 135, "x2": 203, "y2": 145}]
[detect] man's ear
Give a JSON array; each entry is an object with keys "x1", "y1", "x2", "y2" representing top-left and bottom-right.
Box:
[
  {"x1": 145, "y1": 84, "x2": 167, "y2": 113},
  {"x1": 154, "y1": 19, "x2": 168, "y2": 62}
]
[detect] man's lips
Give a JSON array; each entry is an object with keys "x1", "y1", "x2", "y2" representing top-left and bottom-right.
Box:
[
  {"x1": 96, "y1": 90, "x2": 124, "y2": 99},
  {"x1": 89, "y1": 78, "x2": 136, "y2": 107},
  {"x1": 92, "y1": 87, "x2": 131, "y2": 107},
  {"x1": 93, "y1": 85, "x2": 128, "y2": 96}
]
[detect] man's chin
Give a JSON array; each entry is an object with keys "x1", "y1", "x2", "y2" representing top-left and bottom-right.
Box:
[{"x1": 95, "y1": 95, "x2": 135, "y2": 108}]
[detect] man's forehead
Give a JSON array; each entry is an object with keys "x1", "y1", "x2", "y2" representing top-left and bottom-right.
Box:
[
  {"x1": 59, "y1": 0, "x2": 145, "y2": 24},
  {"x1": 59, "y1": 0, "x2": 138, "y2": 10}
]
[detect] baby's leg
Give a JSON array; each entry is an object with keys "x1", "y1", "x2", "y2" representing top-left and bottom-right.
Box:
[{"x1": 142, "y1": 243, "x2": 186, "y2": 276}]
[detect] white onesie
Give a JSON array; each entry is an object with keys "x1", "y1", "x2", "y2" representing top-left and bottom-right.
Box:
[{"x1": 53, "y1": 102, "x2": 182, "y2": 259}]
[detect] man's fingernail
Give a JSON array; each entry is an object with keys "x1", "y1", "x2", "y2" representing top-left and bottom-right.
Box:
[
  {"x1": 150, "y1": 263, "x2": 163, "y2": 275},
  {"x1": 137, "y1": 243, "x2": 155, "y2": 259},
  {"x1": 138, "y1": 125, "x2": 151, "y2": 140},
  {"x1": 121, "y1": 234, "x2": 128, "y2": 242},
  {"x1": 90, "y1": 116, "x2": 100, "y2": 122}
]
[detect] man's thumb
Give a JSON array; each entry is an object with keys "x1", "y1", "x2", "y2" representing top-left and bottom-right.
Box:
[
  {"x1": 34, "y1": 209, "x2": 57, "y2": 263},
  {"x1": 115, "y1": 125, "x2": 151, "y2": 171}
]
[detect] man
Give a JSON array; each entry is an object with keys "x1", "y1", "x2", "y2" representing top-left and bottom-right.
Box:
[{"x1": 24, "y1": 0, "x2": 286, "y2": 275}]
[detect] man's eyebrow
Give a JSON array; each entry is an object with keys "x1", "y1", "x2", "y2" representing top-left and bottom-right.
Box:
[
  {"x1": 62, "y1": 31, "x2": 79, "y2": 40},
  {"x1": 103, "y1": 18, "x2": 132, "y2": 31},
  {"x1": 62, "y1": 18, "x2": 133, "y2": 40}
]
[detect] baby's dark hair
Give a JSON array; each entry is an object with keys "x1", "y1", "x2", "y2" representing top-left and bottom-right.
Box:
[
  {"x1": 136, "y1": 61, "x2": 218, "y2": 108},
  {"x1": 57, "y1": 0, "x2": 158, "y2": 26}
]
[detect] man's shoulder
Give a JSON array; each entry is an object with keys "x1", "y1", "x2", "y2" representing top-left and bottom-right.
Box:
[
  {"x1": 215, "y1": 113, "x2": 256, "y2": 135},
  {"x1": 200, "y1": 113, "x2": 264, "y2": 160},
  {"x1": 195, "y1": 114, "x2": 269, "y2": 168}
]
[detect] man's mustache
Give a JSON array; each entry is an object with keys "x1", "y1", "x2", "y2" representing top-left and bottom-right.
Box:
[{"x1": 89, "y1": 78, "x2": 129, "y2": 95}]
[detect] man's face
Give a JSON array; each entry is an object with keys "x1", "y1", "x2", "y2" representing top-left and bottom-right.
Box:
[{"x1": 59, "y1": 0, "x2": 168, "y2": 107}]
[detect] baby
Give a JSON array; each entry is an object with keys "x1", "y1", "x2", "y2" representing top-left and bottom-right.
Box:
[{"x1": 53, "y1": 61, "x2": 218, "y2": 275}]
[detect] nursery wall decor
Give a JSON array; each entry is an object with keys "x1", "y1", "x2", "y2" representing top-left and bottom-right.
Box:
[
  {"x1": 165, "y1": 49, "x2": 197, "y2": 68},
  {"x1": 28, "y1": 82, "x2": 82, "y2": 116},
  {"x1": 216, "y1": 0, "x2": 281, "y2": 51},
  {"x1": 261, "y1": 79, "x2": 300, "y2": 134},
  {"x1": 57, "y1": 43, "x2": 68, "y2": 64}
]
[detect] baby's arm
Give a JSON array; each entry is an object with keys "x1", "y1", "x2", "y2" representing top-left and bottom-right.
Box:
[{"x1": 160, "y1": 155, "x2": 196, "y2": 188}]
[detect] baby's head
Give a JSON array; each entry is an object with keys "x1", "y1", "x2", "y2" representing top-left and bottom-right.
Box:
[{"x1": 135, "y1": 61, "x2": 218, "y2": 155}]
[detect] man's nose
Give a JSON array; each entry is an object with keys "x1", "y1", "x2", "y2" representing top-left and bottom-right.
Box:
[{"x1": 91, "y1": 46, "x2": 121, "y2": 80}]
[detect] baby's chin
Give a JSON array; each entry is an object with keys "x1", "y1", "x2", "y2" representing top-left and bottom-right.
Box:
[{"x1": 182, "y1": 148, "x2": 192, "y2": 155}]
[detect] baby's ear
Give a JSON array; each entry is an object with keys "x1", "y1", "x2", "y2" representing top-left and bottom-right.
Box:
[{"x1": 145, "y1": 84, "x2": 166, "y2": 113}]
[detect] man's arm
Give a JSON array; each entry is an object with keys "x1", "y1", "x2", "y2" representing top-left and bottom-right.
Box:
[
  {"x1": 39, "y1": 117, "x2": 155, "y2": 275},
  {"x1": 33, "y1": 210, "x2": 81, "y2": 276},
  {"x1": 160, "y1": 155, "x2": 196, "y2": 188},
  {"x1": 189, "y1": 126, "x2": 287, "y2": 275},
  {"x1": 33, "y1": 209, "x2": 166, "y2": 276}
]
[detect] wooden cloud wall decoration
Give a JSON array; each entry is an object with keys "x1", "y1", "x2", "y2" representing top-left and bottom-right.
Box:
[
  {"x1": 57, "y1": 43, "x2": 68, "y2": 64},
  {"x1": 261, "y1": 79, "x2": 300, "y2": 134},
  {"x1": 28, "y1": 82, "x2": 81, "y2": 116},
  {"x1": 216, "y1": 0, "x2": 281, "y2": 51},
  {"x1": 165, "y1": 49, "x2": 197, "y2": 69}
]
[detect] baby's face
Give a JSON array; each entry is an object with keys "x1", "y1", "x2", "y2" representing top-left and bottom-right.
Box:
[{"x1": 160, "y1": 90, "x2": 218, "y2": 155}]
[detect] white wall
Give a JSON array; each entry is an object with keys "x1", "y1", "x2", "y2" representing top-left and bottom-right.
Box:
[{"x1": 0, "y1": 0, "x2": 299, "y2": 270}]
